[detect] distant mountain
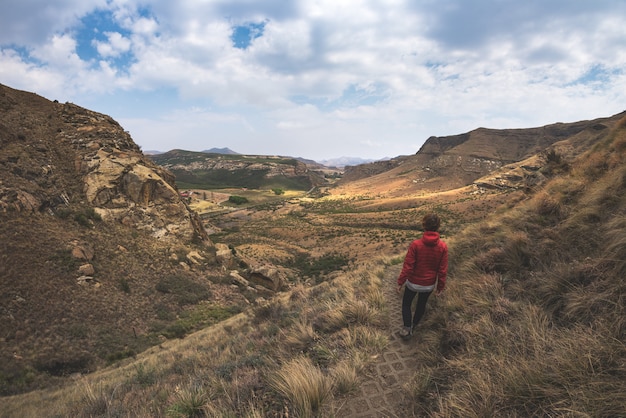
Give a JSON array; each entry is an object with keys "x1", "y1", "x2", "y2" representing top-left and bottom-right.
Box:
[
  {"x1": 318, "y1": 156, "x2": 381, "y2": 168},
  {"x1": 202, "y1": 147, "x2": 239, "y2": 155},
  {"x1": 338, "y1": 111, "x2": 626, "y2": 194},
  {"x1": 149, "y1": 149, "x2": 327, "y2": 190}
]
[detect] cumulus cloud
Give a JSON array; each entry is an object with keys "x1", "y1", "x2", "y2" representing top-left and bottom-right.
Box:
[
  {"x1": 94, "y1": 32, "x2": 131, "y2": 57},
  {"x1": 1, "y1": 0, "x2": 625, "y2": 159}
]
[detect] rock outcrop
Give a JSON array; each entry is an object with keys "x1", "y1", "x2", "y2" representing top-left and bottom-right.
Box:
[
  {"x1": 0, "y1": 84, "x2": 210, "y2": 243},
  {"x1": 0, "y1": 83, "x2": 226, "y2": 393}
]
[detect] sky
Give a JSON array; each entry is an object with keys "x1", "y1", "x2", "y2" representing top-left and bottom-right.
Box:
[{"x1": 1, "y1": 1, "x2": 626, "y2": 161}]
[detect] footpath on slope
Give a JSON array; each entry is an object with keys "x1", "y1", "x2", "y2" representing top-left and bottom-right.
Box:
[{"x1": 335, "y1": 264, "x2": 423, "y2": 417}]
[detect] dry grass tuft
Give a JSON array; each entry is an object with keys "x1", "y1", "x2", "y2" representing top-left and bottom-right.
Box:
[
  {"x1": 282, "y1": 318, "x2": 317, "y2": 352},
  {"x1": 330, "y1": 361, "x2": 360, "y2": 395},
  {"x1": 166, "y1": 383, "x2": 211, "y2": 418},
  {"x1": 343, "y1": 325, "x2": 387, "y2": 354},
  {"x1": 342, "y1": 299, "x2": 384, "y2": 326},
  {"x1": 268, "y1": 356, "x2": 333, "y2": 418},
  {"x1": 532, "y1": 190, "x2": 566, "y2": 220}
]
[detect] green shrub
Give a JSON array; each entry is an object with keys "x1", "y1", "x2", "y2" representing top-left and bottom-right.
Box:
[
  {"x1": 163, "y1": 323, "x2": 187, "y2": 339},
  {"x1": 49, "y1": 249, "x2": 79, "y2": 273},
  {"x1": 118, "y1": 278, "x2": 131, "y2": 294},
  {"x1": 287, "y1": 253, "x2": 351, "y2": 281},
  {"x1": 73, "y1": 212, "x2": 91, "y2": 227},
  {"x1": 73, "y1": 207, "x2": 102, "y2": 227},
  {"x1": 155, "y1": 275, "x2": 211, "y2": 305},
  {"x1": 55, "y1": 207, "x2": 72, "y2": 219},
  {"x1": 228, "y1": 195, "x2": 249, "y2": 205}
]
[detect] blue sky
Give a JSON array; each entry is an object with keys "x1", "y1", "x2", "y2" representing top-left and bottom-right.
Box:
[{"x1": 1, "y1": 0, "x2": 625, "y2": 161}]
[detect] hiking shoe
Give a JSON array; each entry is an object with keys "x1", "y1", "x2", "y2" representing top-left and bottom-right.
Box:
[{"x1": 399, "y1": 326, "x2": 412, "y2": 338}]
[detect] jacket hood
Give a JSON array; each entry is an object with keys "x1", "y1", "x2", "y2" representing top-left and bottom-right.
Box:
[{"x1": 422, "y1": 231, "x2": 440, "y2": 246}]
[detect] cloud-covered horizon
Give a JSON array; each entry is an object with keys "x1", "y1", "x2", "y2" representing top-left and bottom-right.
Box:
[{"x1": 2, "y1": 0, "x2": 625, "y2": 160}]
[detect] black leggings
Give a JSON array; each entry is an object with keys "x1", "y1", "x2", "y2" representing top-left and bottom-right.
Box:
[{"x1": 402, "y1": 288, "x2": 432, "y2": 328}]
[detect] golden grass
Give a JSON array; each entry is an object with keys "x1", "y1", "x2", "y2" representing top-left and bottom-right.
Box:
[
  {"x1": 268, "y1": 356, "x2": 333, "y2": 418},
  {"x1": 330, "y1": 360, "x2": 360, "y2": 395},
  {"x1": 5, "y1": 120, "x2": 626, "y2": 417},
  {"x1": 282, "y1": 318, "x2": 317, "y2": 352},
  {"x1": 415, "y1": 128, "x2": 626, "y2": 417},
  {"x1": 1, "y1": 264, "x2": 389, "y2": 417}
]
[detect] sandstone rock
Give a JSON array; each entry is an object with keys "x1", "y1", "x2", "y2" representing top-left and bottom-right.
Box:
[
  {"x1": 230, "y1": 271, "x2": 250, "y2": 287},
  {"x1": 81, "y1": 148, "x2": 212, "y2": 244},
  {"x1": 76, "y1": 276, "x2": 96, "y2": 285},
  {"x1": 249, "y1": 265, "x2": 286, "y2": 292},
  {"x1": 71, "y1": 242, "x2": 94, "y2": 261},
  {"x1": 215, "y1": 243, "x2": 234, "y2": 268},
  {"x1": 186, "y1": 251, "x2": 204, "y2": 265},
  {"x1": 0, "y1": 189, "x2": 41, "y2": 213},
  {"x1": 78, "y1": 264, "x2": 95, "y2": 275}
]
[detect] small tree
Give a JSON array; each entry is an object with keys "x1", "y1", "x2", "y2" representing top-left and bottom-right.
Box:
[
  {"x1": 272, "y1": 188, "x2": 285, "y2": 195},
  {"x1": 228, "y1": 195, "x2": 248, "y2": 205}
]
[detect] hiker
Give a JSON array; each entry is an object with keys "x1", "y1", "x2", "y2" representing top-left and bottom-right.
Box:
[{"x1": 396, "y1": 213, "x2": 448, "y2": 338}]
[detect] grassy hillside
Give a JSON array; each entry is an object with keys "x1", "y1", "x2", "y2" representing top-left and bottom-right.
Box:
[
  {"x1": 1, "y1": 263, "x2": 390, "y2": 417},
  {"x1": 2, "y1": 87, "x2": 625, "y2": 415},
  {"x1": 4, "y1": 113, "x2": 625, "y2": 415},
  {"x1": 149, "y1": 150, "x2": 321, "y2": 191},
  {"x1": 418, "y1": 115, "x2": 626, "y2": 416}
]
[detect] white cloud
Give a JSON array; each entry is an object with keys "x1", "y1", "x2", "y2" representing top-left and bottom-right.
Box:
[
  {"x1": 0, "y1": 0, "x2": 108, "y2": 45},
  {"x1": 94, "y1": 32, "x2": 131, "y2": 57},
  {"x1": 1, "y1": 0, "x2": 625, "y2": 160}
]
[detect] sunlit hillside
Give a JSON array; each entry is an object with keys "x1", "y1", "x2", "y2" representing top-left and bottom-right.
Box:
[
  {"x1": 2, "y1": 113, "x2": 625, "y2": 416},
  {"x1": 403, "y1": 114, "x2": 626, "y2": 416}
]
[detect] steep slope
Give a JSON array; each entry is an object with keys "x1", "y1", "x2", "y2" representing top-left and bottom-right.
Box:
[
  {"x1": 0, "y1": 84, "x2": 243, "y2": 394},
  {"x1": 337, "y1": 112, "x2": 626, "y2": 196}
]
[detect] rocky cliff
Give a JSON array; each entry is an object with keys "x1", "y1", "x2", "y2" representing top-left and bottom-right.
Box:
[
  {"x1": 0, "y1": 84, "x2": 236, "y2": 394},
  {"x1": 340, "y1": 112, "x2": 626, "y2": 193},
  {"x1": 0, "y1": 87, "x2": 208, "y2": 242}
]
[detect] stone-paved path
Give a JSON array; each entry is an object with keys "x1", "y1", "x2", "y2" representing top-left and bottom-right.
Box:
[{"x1": 335, "y1": 264, "x2": 422, "y2": 417}]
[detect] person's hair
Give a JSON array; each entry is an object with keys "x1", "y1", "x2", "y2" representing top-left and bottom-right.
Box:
[{"x1": 422, "y1": 213, "x2": 441, "y2": 232}]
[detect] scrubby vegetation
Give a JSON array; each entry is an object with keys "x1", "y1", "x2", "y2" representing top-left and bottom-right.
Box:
[
  {"x1": 400, "y1": 116, "x2": 626, "y2": 416},
  {"x1": 149, "y1": 150, "x2": 316, "y2": 191},
  {"x1": 3, "y1": 90, "x2": 626, "y2": 416},
  {"x1": 1, "y1": 265, "x2": 389, "y2": 417},
  {"x1": 227, "y1": 195, "x2": 249, "y2": 205}
]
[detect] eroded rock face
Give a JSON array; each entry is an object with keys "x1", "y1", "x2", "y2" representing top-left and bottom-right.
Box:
[
  {"x1": 81, "y1": 147, "x2": 206, "y2": 241},
  {"x1": 0, "y1": 84, "x2": 211, "y2": 243},
  {"x1": 248, "y1": 265, "x2": 288, "y2": 292}
]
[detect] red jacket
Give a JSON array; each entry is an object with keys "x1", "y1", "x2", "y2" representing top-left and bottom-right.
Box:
[{"x1": 397, "y1": 231, "x2": 448, "y2": 292}]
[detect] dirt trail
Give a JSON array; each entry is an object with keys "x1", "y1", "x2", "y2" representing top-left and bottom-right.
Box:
[{"x1": 335, "y1": 264, "x2": 423, "y2": 417}]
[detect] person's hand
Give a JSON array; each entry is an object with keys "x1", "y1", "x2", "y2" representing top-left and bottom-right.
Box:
[
  {"x1": 396, "y1": 284, "x2": 403, "y2": 294},
  {"x1": 435, "y1": 289, "x2": 443, "y2": 296}
]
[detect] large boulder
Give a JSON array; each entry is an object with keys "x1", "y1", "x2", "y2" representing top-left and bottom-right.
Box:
[
  {"x1": 81, "y1": 148, "x2": 210, "y2": 243},
  {"x1": 248, "y1": 264, "x2": 289, "y2": 292},
  {"x1": 215, "y1": 243, "x2": 236, "y2": 269}
]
